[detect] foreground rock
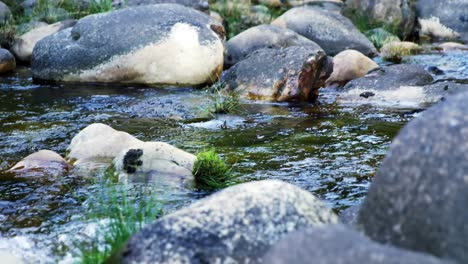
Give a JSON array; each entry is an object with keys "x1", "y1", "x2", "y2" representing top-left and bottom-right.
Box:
[
  {"x1": 325, "y1": 49, "x2": 378, "y2": 87},
  {"x1": 0, "y1": 1, "x2": 11, "y2": 22},
  {"x1": 12, "y1": 20, "x2": 76, "y2": 62},
  {"x1": 112, "y1": 142, "x2": 196, "y2": 186},
  {"x1": 114, "y1": 180, "x2": 338, "y2": 263},
  {"x1": 0, "y1": 48, "x2": 15, "y2": 73},
  {"x1": 225, "y1": 24, "x2": 321, "y2": 68},
  {"x1": 263, "y1": 225, "x2": 451, "y2": 264},
  {"x1": 32, "y1": 4, "x2": 224, "y2": 85},
  {"x1": 272, "y1": 6, "x2": 377, "y2": 56},
  {"x1": 222, "y1": 46, "x2": 332, "y2": 102},
  {"x1": 358, "y1": 92, "x2": 468, "y2": 263},
  {"x1": 8, "y1": 150, "x2": 71, "y2": 176},
  {"x1": 113, "y1": 0, "x2": 209, "y2": 11},
  {"x1": 416, "y1": 0, "x2": 468, "y2": 42},
  {"x1": 343, "y1": 0, "x2": 416, "y2": 38}
]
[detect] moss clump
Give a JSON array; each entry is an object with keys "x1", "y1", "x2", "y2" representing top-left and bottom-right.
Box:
[
  {"x1": 380, "y1": 41, "x2": 422, "y2": 63},
  {"x1": 193, "y1": 149, "x2": 236, "y2": 190},
  {"x1": 365, "y1": 28, "x2": 400, "y2": 49}
]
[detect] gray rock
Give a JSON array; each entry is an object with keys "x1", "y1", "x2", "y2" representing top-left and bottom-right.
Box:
[
  {"x1": 343, "y1": 65, "x2": 434, "y2": 90},
  {"x1": 114, "y1": 180, "x2": 338, "y2": 263},
  {"x1": 0, "y1": 48, "x2": 15, "y2": 73},
  {"x1": 271, "y1": 6, "x2": 377, "y2": 56},
  {"x1": 225, "y1": 24, "x2": 321, "y2": 68},
  {"x1": 32, "y1": 4, "x2": 225, "y2": 85},
  {"x1": 0, "y1": 1, "x2": 11, "y2": 22},
  {"x1": 263, "y1": 225, "x2": 452, "y2": 264},
  {"x1": 358, "y1": 91, "x2": 468, "y2": 263},
  {"x1": 339, "y1": 65, "x2": 468, "y2": 107},
  {"x1": 416, "y1": 0, "x2": 468, "y2": 43},
  {"x1": 343, "y1": 0, "x2": 416, "y2": 38},
  {"x1": 113, "y1": 0, "x2": 209, "y2": 11},
  {"x1": 339, "y1": 204, "x2": 361, "y2": 226},
  {"x1": 222, "y1": 46, "x2": 332, "y2": 102}
]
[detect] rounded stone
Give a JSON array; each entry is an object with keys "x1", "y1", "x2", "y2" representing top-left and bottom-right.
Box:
[
  {"x1": 0, "y1": 48, "x2": 15, "y2": 73},
  {"x1": 113, "y1": 180, "x2": 338, "y2": 263},
  {"x1": 358, "y1": 92, "x2": 468, "y2": 263}
]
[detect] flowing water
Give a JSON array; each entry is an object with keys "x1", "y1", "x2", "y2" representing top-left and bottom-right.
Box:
[{"x1": 0, "y1": 51, "x2": 466, "y2": 263}]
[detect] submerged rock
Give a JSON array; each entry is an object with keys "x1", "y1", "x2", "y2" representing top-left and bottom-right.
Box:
[
  {"x1": 272, "y1": 6, "x2": 377, "y2": 56},
  {"x1": 225, "y1": 24, "x2": 321, "y2": 68},
  {"x1": 338, "y1": 64, "x2": 438, "y2": 107},
  {"x1": 8, "y1": 150, "x2": 71, "y2": 176},
  {"x1": 222, "y1": 46, "x2": 332, "y2": 102},
  {"x1": 113, "y1": 180, "x2": 338, "y2": 263},
  {"x1": 32, "y1": 4, "x2": 224, "y2": 86},
  {"x1": 343, "y1": 0, "x2": 416, "y2": 38},
  {"x1": 66, "y1": 123, "x2": 142, "y2": 167},
  {"x1": 416, "y1": 0, "x2": 468, "y2": 42},
  {"x1": 12, "y1": 20, "x2": 76, "y2": 62},
  {"x1": 112, "y1": 141, "x2": 196, "y2": 186},
  {"x1": 358, "y1": 92, "x2": 468, "y2": 263},
  {"x1": 325, "y1": 49, "x2": 378, "y2": 87},
  {"x1": 0, "y1": 48, "x2": 15, "y2": 73},
  {"x1": 263, "y1": 225, "x2": 451, "y2": 264}
]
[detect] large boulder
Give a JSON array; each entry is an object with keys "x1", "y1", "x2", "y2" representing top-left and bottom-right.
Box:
[
  {"x1": 0, "y1": 48, "x2": 15, "y2": 73},
  {"x1": 358, "y1": 92, "x2": 468, "y2": 263},
  {"x1": 0, "y1": 1, "x2": 11, "y2": 22},
  {"x1": 222, "y1": 46, "x2": 332, "y2": 102},
  {"x1": 113, "y1": 180, "x2": 338, "y2": 263},
  {"x1": 225, "y1": 23, "x2": 319, "y2": 58},
  {"x1": 8, "y1": 150, "x2": 71, "y2": 177},
  {"x1": 112, "y1": 141, "x2": 196, "y2": 186},
  {"x1": 31, "y1": 4, "x2": 225, "y2": 86},
  {"x1": 113, "y1": 0, "x2": 209, "y2": 11},
  {"x1": 225, "y1": 24, "x2": 321, "y2": 68},
  {"x1": 416, "y1": 0, "x2": 468, "y2": 43},
  {"x1": 271, "y1": 6, "x2": 377, "y2": 56},
  {"x1": 66, "y1": 123, "x2": 143, "y2": 166},
  {"x1": 263, "y1": 225, "x2": 452, "y2": 264},
  {"x1": 325, "y1": 49, "x2": 378, "y2": 87},
  {"x1": 11, "y1": 20, "x2": 76, "y2": 62},
  {"x1": 343, "y1": 0, "x2": 416, "y2": 38}
]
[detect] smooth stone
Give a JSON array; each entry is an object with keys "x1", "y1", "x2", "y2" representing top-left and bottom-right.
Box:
[
  {"x1": 272, "y1": 6, "x2": 377, "y2": 56},
  {"x1": 358, "y1": 92, "x2": 468, "y2": 263},
  {"x1": 263, "y1": 225, "x2": 453, "y2": 264},
  {"x1": 325, "y1": 49, "x2": 378, "y2": 87},
  {"x1": 0, "y1": 48, "x2": 15, "y2": 73},
  {"x1": 8, "y1": 150, "x2": 71, "y2": 176}
]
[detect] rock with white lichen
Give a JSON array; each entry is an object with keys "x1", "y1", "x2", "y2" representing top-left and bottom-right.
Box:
[
  {"x1": 111, "y1": 180, "x2": 338, "y2": 263},
  {"x1": 31, "y1": 4, "x2": 225, "y2": 86}
]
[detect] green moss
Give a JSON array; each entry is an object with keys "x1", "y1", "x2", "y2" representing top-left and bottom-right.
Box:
[
  {"x1": 365, "y1": 28, "x2": 400, "y2": 49},
  {"x1": 87, "y1": 0, "x2": 115, "y2": 14},
  {"x1": 193, "y1": 149, "x2": 237, "y2": 191}
]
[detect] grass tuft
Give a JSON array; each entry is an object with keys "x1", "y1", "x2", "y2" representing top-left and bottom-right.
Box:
[
  {"x1": 207, "y1": 81, "x2": 241, "y2": 116},
  {"x1": 76, "y1": 179, "x2": 162, "y2": 263},
  {"x1": 193, "y1": 149, "x2": 237, "y2": 191},
  {"x1": 88, "y1": 0, "x2": 114, "y2": 14}
]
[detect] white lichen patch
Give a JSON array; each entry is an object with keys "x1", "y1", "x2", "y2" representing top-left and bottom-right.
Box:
[
  {"x1": 66, "y1": 23, "x2": 224, "y2": 85},
  {"x1": 419, "y1": 16, "x2": 460, "y2": 40},
  {"x1": 338, "y1": 86, "x2": 440, "y2": 108}
]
